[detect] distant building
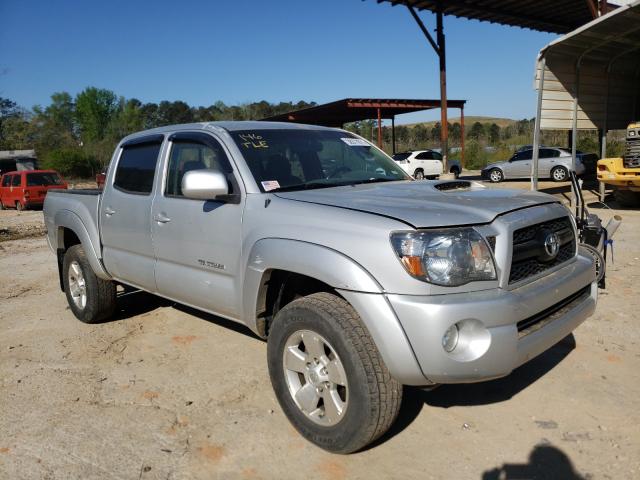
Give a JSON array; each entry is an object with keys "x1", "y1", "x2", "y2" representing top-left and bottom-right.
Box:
[{"x1": 0, "y1": 150, "x2": 39, "y2": 175}]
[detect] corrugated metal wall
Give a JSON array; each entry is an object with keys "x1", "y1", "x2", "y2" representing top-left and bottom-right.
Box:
[{"x1": 536, "y1": 52, "x2": 640, "y2": 130}]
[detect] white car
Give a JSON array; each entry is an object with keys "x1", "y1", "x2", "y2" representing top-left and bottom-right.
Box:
[{"x1": 392, "y1": 150, "x2": 461, "y2": 179}]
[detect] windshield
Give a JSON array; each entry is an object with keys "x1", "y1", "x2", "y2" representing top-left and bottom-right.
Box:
[
  {"x1": 229, "y1": 129, "x2": 411, "y2": 192},
  {"x1": 26, "y1": 172, "x2": 62, "y2": 186}
]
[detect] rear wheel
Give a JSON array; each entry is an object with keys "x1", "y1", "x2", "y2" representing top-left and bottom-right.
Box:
[
  {"x1": 16, "y1": 201, "x2": 24, "y2": 211},
  {"x1": 63, "y1": 244, "x2": 116, "y2": 323},
  {"x1": 613, "y1": 189, "x2": 640, "y2": 207},
  {"x1": 267, "y1": 292, "x2": 402, "y2": 454},
  {"x1": 0, "y1": 200, "x2": 4, "y2": 210},
  {"x1": 551, "y1": 166, "x2": 568, "y2": 182},
  {"x1": 414, "y1": 169, "x2": 424, "y2": 180},
  {"x1": 488, "y1": 168, "x2": 503, "y2": 183},
  {"x1": 450, "y1": 167, "x2": 460, "y2": 179}
]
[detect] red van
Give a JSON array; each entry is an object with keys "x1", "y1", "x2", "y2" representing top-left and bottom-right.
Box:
[{"x1": 0, "y1": 170, "x2": 68, "y2": 210}]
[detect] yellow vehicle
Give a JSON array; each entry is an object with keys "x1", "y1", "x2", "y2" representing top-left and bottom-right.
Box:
[{"x1": 598, "y1": 122, "x2": 640, "y2": 206}]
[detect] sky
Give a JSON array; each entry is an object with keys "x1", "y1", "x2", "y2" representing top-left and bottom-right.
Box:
[{"x1": 0, "y1": 0, "x2": 556, "y2": 124}]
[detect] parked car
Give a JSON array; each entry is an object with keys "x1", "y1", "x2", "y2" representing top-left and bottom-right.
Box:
[
  {"x1": 392, "y1": 150, "x2": 462, "y2": 179},
  {"x1": 96, "y1": 171, "x2": 106, "y2": 189},
  {"x1": 44, "y1": 122, "x2": 597, "y2": 453},
  {"x1": 481, "y1": 147, "x2": 586, "y2": 183},
  {"x1": 0, "y1": 169, "x2": 67, "y2": 210}
]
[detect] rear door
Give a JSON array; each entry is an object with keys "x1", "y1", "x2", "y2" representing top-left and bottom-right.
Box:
[
  {"x1": 538, "y1": 148, "x2": 558, "y2": 177},
  {"x1": 150, "y1": 131, "x2": 244, "y2": 318},
  {"x1": 100, "y1": 135, "x2": 164, "y2": 291},
  {"x1": 10, "y1": 174, "x2": 22, "y2": 206}
]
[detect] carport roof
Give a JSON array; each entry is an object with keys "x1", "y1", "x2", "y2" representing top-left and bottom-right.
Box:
[
  {"x1": 262, "y1": 98, "x2": 466, "y2": 127},
  {"x1": 374, "y1": 0, "x2": 621, "y2": 34}
]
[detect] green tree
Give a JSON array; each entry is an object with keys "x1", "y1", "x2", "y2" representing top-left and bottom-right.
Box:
[
  {"x1": 469, "y1": 121, "x2": 485, "y2": 140},
  {"x1": 75, "y1": 87, "x2": 118, "y2": 143},
  {"x1": 488, "y1": 123, "x2": 500, "y2": 144}
]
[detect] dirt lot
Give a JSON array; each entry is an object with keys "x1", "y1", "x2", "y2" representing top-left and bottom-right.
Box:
[{"x1": 1, "y1": 180, "x2": 639, "y2": 479}]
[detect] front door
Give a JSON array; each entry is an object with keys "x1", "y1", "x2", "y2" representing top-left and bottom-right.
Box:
[
  {"x1": 151, "y1": 132, "x2": 244, "y2": 319},
  {"x1": 100, "y1": 135, "x2": 164, "y2": 291},
  {"x1": 509, "y1": 150, "x2": 533, "y2": 178}
]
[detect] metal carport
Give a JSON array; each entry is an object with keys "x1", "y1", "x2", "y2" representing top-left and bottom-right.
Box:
[
  {"x1": 530, "y1": 0, "x2": 640, "y2": 192},
  {"x1": 262, "y1": 97, "x2": 466, "y2": 160}
]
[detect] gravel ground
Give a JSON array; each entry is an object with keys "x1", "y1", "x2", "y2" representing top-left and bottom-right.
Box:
[{"x1": 1, "y1": 179, "x2": 639, "y2": 479}]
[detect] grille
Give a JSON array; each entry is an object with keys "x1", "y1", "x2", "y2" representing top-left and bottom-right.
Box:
[
  {"x1": 623, "y1": 138, "x2": 640, "y2": 168},
  {"x1": 517, "y1": 285, "x2": 590, "y2": 338},
  {"x1": 509, "y1": 216, "x2": 576, "y2": 284}
]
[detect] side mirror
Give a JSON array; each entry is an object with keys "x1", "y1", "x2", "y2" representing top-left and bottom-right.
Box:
[{"x1": 182, "y1": 169, "x2": 228, "y2": 200}]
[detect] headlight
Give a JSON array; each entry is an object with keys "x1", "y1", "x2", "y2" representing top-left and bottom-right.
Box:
[{"x1": 390, "y1": 228, "x2": 496, "y2": 286}]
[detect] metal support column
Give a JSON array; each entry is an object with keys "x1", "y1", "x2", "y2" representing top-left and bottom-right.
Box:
[
  {"x1": 377, "y1": 107, "x2": 382, "y2": 148},
  {"x1": 391, "y1": 116, "x2": 396, "y2": 154},
  {"x1": 460, "y1": 106, "x2": 465, "y2": 169},
  {"x1": 531, "y1": 57, "x2": 545, "y2": 191},
  {"x1": 436, "y1": 3, "x2": 449, "y2": 169},
  {"x1": 407, "y1": 4, "x2": 448, "y2": 171}
]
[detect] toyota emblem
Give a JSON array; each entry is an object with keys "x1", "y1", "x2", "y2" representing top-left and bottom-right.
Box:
[{"x1": 544, "y1": 232, "x2": 560, "y2": 258}]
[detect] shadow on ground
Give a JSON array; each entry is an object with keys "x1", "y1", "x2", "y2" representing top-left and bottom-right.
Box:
[
  {"x1": 482, "y1": 444, "x2": 587, "y2": 480},
  {"x1": 105, "y1": 288, "x2": 263, "y2": 342},
  {"x1": 369, "y1": 334, "x2": 576, "y2": 450}
]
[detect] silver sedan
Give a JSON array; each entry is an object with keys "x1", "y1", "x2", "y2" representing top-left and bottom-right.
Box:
[{"x1": 482, "y1": 147, "x2": 586, "y2": 183}]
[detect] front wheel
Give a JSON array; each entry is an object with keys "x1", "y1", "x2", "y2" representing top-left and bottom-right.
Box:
[
  {"x1": 267, "y1": 292, "x2": 402, "y2": 454},
  {"x1": 16, "y1": 201, "x2": 24, "y2": 211},
  {"x1": 63, "y1": 244, "x2": 117, "y2": 323},
  {"x1": 450, "y1": 167, "x2": 460, "y2": 179},
  {"x1": 488, "y1": 168, "x2": 504, "y2": 183},
  {"x1": 413, "y1": 169, "x2": 424, "y2": 180},
  {"x1": 551, "y1": 166, "x2": 568, "y2": 182}
]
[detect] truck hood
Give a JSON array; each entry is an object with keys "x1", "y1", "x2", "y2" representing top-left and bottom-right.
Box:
[{"x1": 274, "y1": 180, "x2": 557, "y2": 228}]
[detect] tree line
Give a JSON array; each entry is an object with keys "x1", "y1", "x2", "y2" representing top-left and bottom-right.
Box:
[{"x1": 0, "y1": 88, "x2": 623, "y2": 175}]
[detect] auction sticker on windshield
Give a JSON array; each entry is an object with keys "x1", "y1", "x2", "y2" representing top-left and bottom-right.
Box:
[
  {"x1": 341, "y1": 138, "x2": 370, "y2": 147},
  {"x1": 261, "y1": 180, "x2": 281, "y2": 192}
]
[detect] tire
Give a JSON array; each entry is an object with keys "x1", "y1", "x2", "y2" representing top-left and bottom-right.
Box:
[
  {"x1": 414, "y1": 169, "x2": 424, "y2": 180},
  {"x1": 0, "y1": 200, "x2": 4, "y2": 210},
  {"x1": 488, "y1": 168, "x2": 503, "y2": 183},
  {"x1": 613, "y1": 189, "x2": 640, "y2": 207},
  {"x1": 16, "y1": 201, "x2": 24, "y2": 211},
  {"x1": 450, "y1": 167, "x2": 460, "y2": 179},
  {"x1": 267, "y1": 292, "x2": 402, "y2": 454},
  {"x1": 62, "y1": 244, "x2": 116, "y2": 323},
  {"x1": 551, "y1": 166, "x2": 568, "y2": 182}
]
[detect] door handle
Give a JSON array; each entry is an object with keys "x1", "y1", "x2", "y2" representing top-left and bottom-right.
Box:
[
  {"x1": 104, "y1": 207, "x2": 116, "y2": 216},
  {"x1": 154, "y1": 213, "x2": 171, "y2": 224}
]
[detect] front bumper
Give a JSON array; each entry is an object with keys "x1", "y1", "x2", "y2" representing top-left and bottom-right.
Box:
[{"x1": 386, "y1": 252, "x2": 596, "y2": 384}]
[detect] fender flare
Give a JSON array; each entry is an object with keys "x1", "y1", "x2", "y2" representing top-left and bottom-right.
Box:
[
  {"x1": 243, "y1": 238, "x2": 382, "y2": 326},
  {"x1": 54, "y1": 209, "x2": 111, "y2": 280},
  {"x1": 242, "y1": 238, "x2": 428, "y2": 385}
]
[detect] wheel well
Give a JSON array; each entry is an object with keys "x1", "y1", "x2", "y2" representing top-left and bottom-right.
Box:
[
  {"x1": 56, "y1": 228, "x2": 81, "y2": 291},
  {"x1": 255, "y1": 270, "x2": 335, "y2": 337}
]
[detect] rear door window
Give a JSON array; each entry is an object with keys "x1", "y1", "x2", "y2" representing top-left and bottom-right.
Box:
[
  {"x1": 114, "y1": 142, "x2": 162, "y2": 194},
  {"x1": 415, "y1": 152, "x2": 433, "y2": 160}
]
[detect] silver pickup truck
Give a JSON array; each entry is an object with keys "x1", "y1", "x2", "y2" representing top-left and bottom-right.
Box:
[{"x1": 44, "y1": 122, "x2": 597, "y2": 453}]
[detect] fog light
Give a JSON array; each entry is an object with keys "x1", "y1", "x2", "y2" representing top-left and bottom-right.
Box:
[{"x1": 442, "y1": 324, "x2": 459, "y2": 352}]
